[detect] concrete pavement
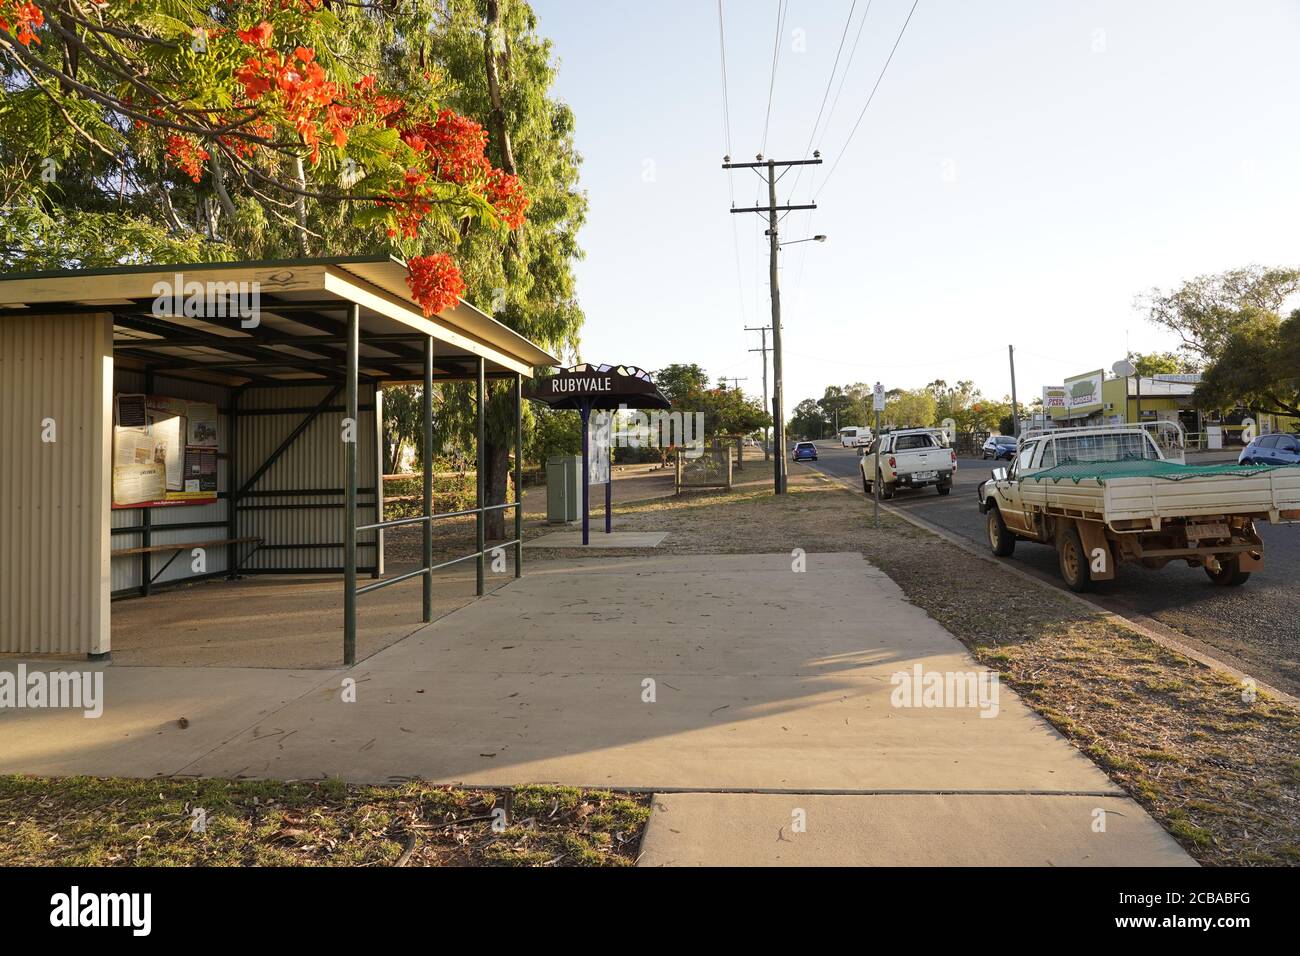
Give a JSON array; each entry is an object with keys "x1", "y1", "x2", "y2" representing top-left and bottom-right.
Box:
[
  {"x1": 639, "y1": 793, "x2": 1192, "y2": 866},
  {"x1": 0, "y1": 552, "x2": 1191, "y2": 865}
]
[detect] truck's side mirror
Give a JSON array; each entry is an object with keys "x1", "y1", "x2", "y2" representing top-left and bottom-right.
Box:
[{"x1": 991, "y1": 467, "x2": 1008, "y2": 482}]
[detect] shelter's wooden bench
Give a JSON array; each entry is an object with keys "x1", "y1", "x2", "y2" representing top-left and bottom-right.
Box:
[{"x1": 112, "y1": 536, "x2": 263, "y2": 586}]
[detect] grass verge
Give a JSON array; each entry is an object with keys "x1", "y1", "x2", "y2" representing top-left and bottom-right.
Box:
[{"x1": 0, "y1": 776, "x2": 650, "y2": 867}]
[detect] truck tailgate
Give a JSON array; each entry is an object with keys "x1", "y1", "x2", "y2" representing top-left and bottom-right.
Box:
[{"x1": 894, "y1": 448, "x2": 946, "y2": 474}]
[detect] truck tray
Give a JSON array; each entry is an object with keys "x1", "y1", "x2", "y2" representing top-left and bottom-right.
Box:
[{"x1": 1020, "y1": 461, "x2": 1300, "y2": 528}]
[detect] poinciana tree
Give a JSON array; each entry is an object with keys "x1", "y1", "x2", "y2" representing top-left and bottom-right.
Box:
[
  {"x1": 0, "y1": 0, "x2": 528, "y2": 315},
  {"x1": 3, "y1": 1, "x2": 588, "y2": 538}
]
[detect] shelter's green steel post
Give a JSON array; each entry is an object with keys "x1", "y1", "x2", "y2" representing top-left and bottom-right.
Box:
[
  {"x1": 344, "y1": 303, "x2": 359, "y2": 666},
  {"x1": 476, "y1": 356, "x2": 486, "y2": 596},
  {"x1": 422, "y1": 336, "x2": 434, "y2": 621},
  {"x1": 226, "y1": 385, "x2": 239, "y2": 580},
  {"x1": 141, "y1": 368, "x2": 153, "y2": 596},
  {"x1": 515, "y1": 372, "x2": 523, "y2": 577}
]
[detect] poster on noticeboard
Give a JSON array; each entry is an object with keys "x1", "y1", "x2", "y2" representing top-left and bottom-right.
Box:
[{"x1": 112, "y1": 394, "x2": 219, "y2": 508}]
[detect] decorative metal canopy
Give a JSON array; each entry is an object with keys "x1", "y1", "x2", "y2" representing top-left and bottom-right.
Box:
[{"x1": 525, "y1": 363, "x2": 670, "y2": 411}]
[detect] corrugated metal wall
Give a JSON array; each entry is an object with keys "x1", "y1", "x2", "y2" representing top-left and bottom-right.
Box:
[
  {"x1": 236, "y1": 383, "x2": 381, "y2": 573},
  {"x1": 110, "y1": 370, "x2": 232, "y2": 593},
  {"x1": 0, "y1": 313, "x2": 112, "y2": 655}
]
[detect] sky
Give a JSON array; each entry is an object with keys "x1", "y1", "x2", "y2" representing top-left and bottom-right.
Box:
[{"x1": 531, "y1": 0, "x2": 1300, "y2": 411}]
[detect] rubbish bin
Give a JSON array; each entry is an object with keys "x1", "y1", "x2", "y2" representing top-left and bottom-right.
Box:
[{"x1": 546, "y1": 455, "x2": 582, "y2": 523}]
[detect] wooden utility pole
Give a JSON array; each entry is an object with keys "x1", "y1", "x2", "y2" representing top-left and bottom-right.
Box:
[{"x1": 724, "y1": 155, "x2": 820, "y2": 494}]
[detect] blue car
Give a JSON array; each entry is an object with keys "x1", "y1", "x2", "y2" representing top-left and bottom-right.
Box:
[
  {"x1": 792, "y1": 441, "x2": 818, "y2": 462},
  {"x1": 1239, "y1": 432, "x2": 1300, "y2": 465},
  {"x1": 981, "y1": 435, "x2": 1018, "y2": 460}
]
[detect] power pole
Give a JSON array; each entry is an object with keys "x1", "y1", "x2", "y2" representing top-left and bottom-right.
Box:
[
  {"x1": 720, "y1": 376, "x2": 748, "y2": 390},
  {"x1": 725, "y1": 154, "x2": 820, "y2": 494},
  {"x1": 1008, "y1": 344, "x2": 1021, "y2": 437},
  {"x1": 746, "y1": 325, "x2": 771, "y2": 461}
]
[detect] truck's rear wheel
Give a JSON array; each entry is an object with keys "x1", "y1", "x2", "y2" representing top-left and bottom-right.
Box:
[
  {"x1": 1205, "y1": 556, "x2": 1251, "y2": 587},
  {"x1": 1058, "y1": 525, "x2": 1092, "y2": 592},
  {"x1": 880, "y1": 478, "x2": 895, "y2": 500},
  {"x1": 936, "y1": 480, "x2": 951, "y2": 496},
  {"x1": 986, "y1": 506, "x2": 1016, "y2": 557}
]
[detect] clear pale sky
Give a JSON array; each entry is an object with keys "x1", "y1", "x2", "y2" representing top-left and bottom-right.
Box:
[{"x1": 533, "y1": 0, "x2": 1300, "y2": 410}]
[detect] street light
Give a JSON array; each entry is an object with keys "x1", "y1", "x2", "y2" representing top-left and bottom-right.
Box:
[{"x1": 779, "y1": 234, "x2": 827, "y2": 248}]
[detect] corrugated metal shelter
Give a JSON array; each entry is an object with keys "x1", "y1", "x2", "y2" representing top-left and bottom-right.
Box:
[{"x1": 0, "y1": 256, "x2": 557, "y2": 664}]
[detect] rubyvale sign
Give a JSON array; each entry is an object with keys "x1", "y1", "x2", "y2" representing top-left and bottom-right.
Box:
[{"x1": 526, "y1": 364, "x2": 670, "y2": 410}]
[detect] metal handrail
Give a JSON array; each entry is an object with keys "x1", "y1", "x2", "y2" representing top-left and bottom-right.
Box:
[
  {"x1": 357, "y1": 501, "x2": 520, "y2": 533},
  {"x1": 355, "y1": 538, "x2": 523, "y2": 595}
]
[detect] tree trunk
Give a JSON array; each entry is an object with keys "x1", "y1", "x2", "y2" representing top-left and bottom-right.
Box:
[
  {"x1": 483, "y1": 0, "x2": 517, "y2": 177},
  {"x1": 483, "y1": 0, "x2": 520, "y2": 536},
  {"x1": 484, "y1": 434, "x2": 510, "y2": 540}
]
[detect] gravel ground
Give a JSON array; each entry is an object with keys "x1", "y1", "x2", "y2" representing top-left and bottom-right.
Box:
[{"x1": 561, "y1": 468, "x2": 1300, "y2": 866}]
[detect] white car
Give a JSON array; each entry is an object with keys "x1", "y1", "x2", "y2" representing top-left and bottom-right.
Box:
[
  {"x1": 839, "y1": 426, "x2": 872, "y2": 448},
  {"x1": 860, "y1": 428, "x2": 956, "y2": 498}
]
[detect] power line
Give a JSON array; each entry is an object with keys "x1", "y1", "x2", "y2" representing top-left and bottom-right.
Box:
[
  {"x1": 716, "y1": 0, "x2": 733, "y2": 159},
  {"x1": 717, "y1": 1, "x2": 748, "y2": 324},
  {"x1": 802, "y1": 0, "x2": 858, "y2": 160},
  {"x1": 818, "y1": 0, "x2": 921, "y2": 197},
  {"x1": 784, "y1": 1, "x2": 877, "y2": 315},
  {"x1": 820, "y1": 0, "x2": 877, "y2": 161},
  {"x1": 760, "y1": 0, "x2": 788, "y2": 155},
  {"x1": 785, "y1": 0, "x2": 869, "y2": 201}
]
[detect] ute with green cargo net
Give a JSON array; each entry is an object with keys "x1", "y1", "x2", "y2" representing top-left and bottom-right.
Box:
[{"x1": 975, "y1": 424, "x2": 1300, "y2": 591}]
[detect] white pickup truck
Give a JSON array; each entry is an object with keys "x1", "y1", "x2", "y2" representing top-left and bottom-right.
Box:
[
  {"x1": 861, "y1": 428, "x2": 957, "y2": 498},
  {"x1": 976, "y1": 424, "x2": 1300, "y2": 591}
]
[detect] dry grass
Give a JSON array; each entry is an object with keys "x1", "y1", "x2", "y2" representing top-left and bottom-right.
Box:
[{"x1": 0, "y1": 776, "x2": 650, "y2": 867}]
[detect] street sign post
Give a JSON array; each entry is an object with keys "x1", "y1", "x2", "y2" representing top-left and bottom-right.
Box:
[{"x1": 873, "y1": 382, "x2": 885, "y2": 530}]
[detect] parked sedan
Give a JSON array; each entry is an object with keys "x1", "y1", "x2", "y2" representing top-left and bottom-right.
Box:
[
  {"x1": 981, "y1": 435, "x2": 1018, "y2": 460},
  {"x1": 1239, "y1": 432, "x2": 1300, "y2": 465},
  {"x1": 792, "y1": 441, "x2": 818, "y2": 462}
]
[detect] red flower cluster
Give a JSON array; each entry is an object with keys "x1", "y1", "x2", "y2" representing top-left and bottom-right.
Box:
[
  {"x1": 233, "y1": 24, "x2": 355, "y2": 162},
  {"x1": 165, "y1": 135, "x2": 211, "y2": 183},
  {"x1": 395, "y1": 109, "x2": 530, "y2": 230},
  {"x1": 218, "y1": 115, "x2": 275, "y2": 159},
  {"x1": 408, "y1": 109, "x2": 490, "y2": 184},
  {"x1": 405, "y1": 254, "x2": 466, "y2": 317},
  {"x1": 0, "y1": 1, "x2": 44, "y2": 46},
  {"x1": 485, "y1": 167, "x2": 528, "y2": 230}
]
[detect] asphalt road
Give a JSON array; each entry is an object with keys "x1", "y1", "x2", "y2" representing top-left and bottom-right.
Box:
[{"x1": 800, "y1": 443, "x2": 1300, "y2": 698}]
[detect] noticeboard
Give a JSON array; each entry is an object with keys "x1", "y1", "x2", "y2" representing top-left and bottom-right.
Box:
[
  {"x1": 112, "y1": 393, "x2": 219, "y2": 509},
  {"x1": 588, "y1": 410, "x2": 612, "y2": 485}
]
